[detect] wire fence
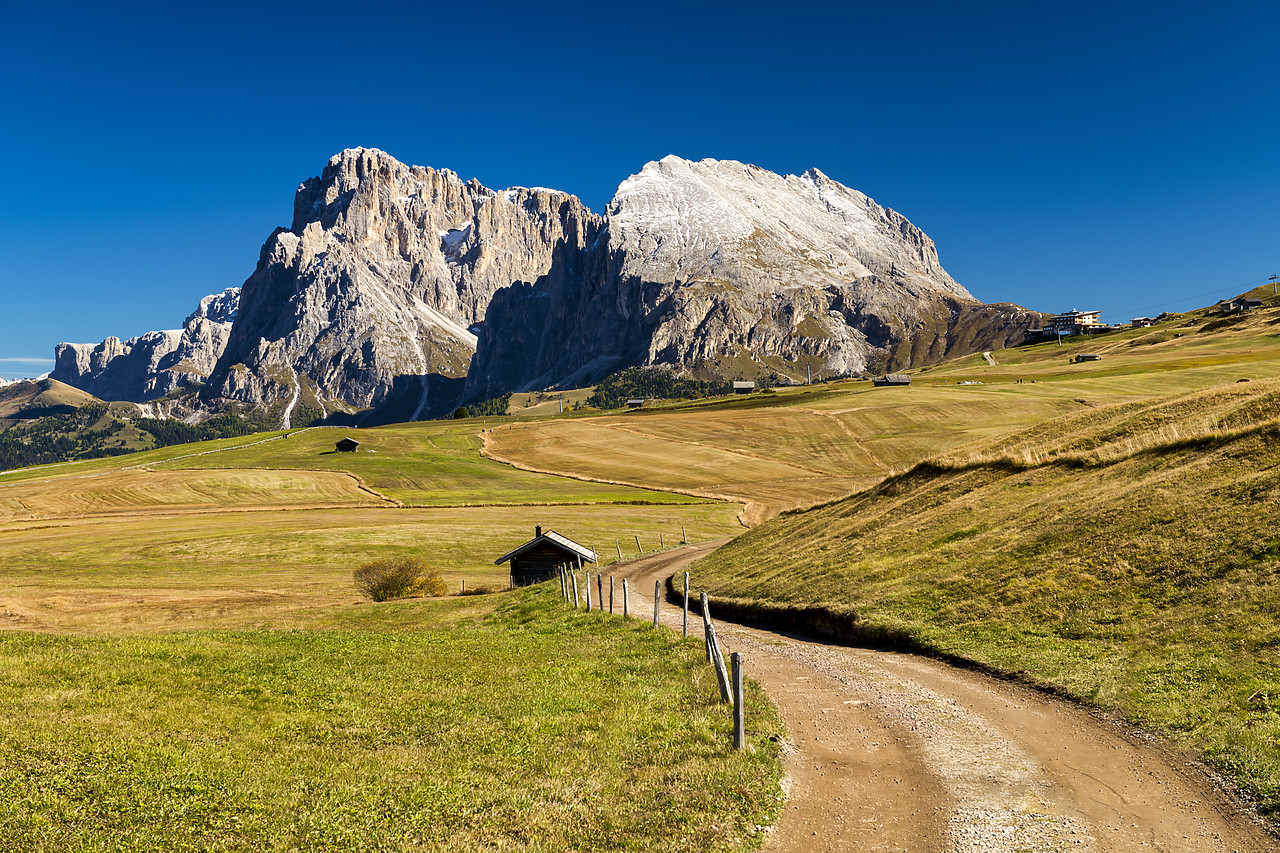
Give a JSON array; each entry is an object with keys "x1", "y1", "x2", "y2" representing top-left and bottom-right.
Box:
[{"x1": 555, "y1": 564, "x2": 745, "y2": 750}]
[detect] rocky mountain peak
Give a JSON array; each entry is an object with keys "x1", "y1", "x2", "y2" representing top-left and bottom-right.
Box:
[
  {"x1": 469, "y1": 156, "x2": 1037, "y2": 396},
  {"x1": 54, "y1": 150, "x2": 1039, "y2": 424},
  {"x1": 188, "y1": 288, "x2": 239, "y2": 325}
]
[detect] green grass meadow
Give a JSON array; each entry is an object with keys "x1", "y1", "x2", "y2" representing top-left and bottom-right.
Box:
[
  {"x1": 0, "y1": 587, "x2": 783, "y2": 852},
  {"x1": 152, "y1": 422, "x2": 699, "y2": 508}
]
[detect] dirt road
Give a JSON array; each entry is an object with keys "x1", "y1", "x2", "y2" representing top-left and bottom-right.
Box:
[{"x1": 611, "y1": 544, "x2": 1275, "y2": 852}]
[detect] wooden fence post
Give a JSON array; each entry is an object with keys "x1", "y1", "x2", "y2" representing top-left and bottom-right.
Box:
[
  {"x1": 597, "y1": 573, "x2": 604, "y2": 610},
  {"x1": 609, "y1": 576, "x2": 615, "y2": 614},
  {"x1": 701, "y1": 593, "x2": 731, "y2": 702},
  {"x1": 682, "y1": 525, "x2": 687, "y2": 545},
  {"x1": 653, "y1": 579, "x2": 660, "y2": 627},
  {"x1": 731, "y1": 652, "x2": 745, "y2": 750},
  {"x1": 560, "y1": 566, "x2": 568, "y2": 601},
  {"x1": 585, "y1": 572, "x2": 592, "y2": 612},
  {"x1": 623, "y1": 579, "x2": 630, "y2": 618},
  {"x1": 659, "y1": 532, "x2": 664, "y2": 549},
  {"x1": 572, "y1": 573, "x2": 580, "y2": 609},
  {"x1": 616, "y1": 540, "x2": 622, "y2": 561},
  {"x1": 634, "y1": 534, "x2": 642, "y2": 555},
  {"x1": 682, "y1": 572, "x2": 690, "y2": 637}
]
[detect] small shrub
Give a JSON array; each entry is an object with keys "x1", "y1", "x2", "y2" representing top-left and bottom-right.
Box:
[{"x1": 354, "y1": 556, "x2": 446, "y2": 602}]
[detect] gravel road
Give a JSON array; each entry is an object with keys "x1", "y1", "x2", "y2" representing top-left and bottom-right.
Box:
[{"x1": 610, "y1": 543, "x2": 1276, "y2": 852}]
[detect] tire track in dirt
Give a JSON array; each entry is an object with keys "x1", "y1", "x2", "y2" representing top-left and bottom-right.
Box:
[{"x1": 609, "y1": 544, "x2": 1275, "y2": 852}]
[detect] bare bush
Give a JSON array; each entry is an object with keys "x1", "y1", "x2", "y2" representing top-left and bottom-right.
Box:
[{"x1": 354, "y1": 556, "x2": 446, "y2": 602}]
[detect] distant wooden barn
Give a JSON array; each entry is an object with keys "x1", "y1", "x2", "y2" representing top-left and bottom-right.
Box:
[
  {"x1": 625, "y1": 398, "x2": 645, "y2": 409},
  {"x1": 1217, "y1": 297, "x2": 1264, "y2": 314},
  {"x1": 335, "y1": 437, "x2": 360, "y2": 452},
  {"x1": 732, "y1": 381, "x2": 755, "y2": 394},
  {"x1": 873, "y1": 374, "x2": 911, "y2": 387},
  {"x1": 495, "y1": 526, "x2": 597, "y2": 587}
]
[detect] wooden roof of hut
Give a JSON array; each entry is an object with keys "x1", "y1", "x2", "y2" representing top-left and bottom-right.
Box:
[{"x1": 495, "y1": 527, "x2": 597, "y2": 565}]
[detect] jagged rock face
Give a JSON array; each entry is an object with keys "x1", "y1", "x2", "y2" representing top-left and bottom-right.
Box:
[
  {"x1": 468, "y1": 156, "x2": 1041, "y2": 395},
  {"x1": 203, "y1": 147, "x2": 603, "y2": 422},
  {"x1": 51, "y1": 288, "x2": 239, "y2": 401}
]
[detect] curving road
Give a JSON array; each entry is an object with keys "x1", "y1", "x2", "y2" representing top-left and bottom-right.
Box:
[{"x1": 610, "y1": 544, "x2": 1275, "y2": 852}]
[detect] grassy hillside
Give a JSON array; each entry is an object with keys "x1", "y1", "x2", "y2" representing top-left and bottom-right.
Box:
[
  {"x1": 689, "y1": 374, "x2": 1280, "y2": 816},
  {"x1": 10, "y1": 290, "x2": 1280, "y2": 842},
  {"x1": 0, "y1": 378, "x2": 100, "y2": 418},
  {"x1": 0, "y1": 502, "x2": 741, "y2": 632},
  {"x1": 488, "y1": 295, "x2": 1280, "y2": 524},
  {"x1": 150, "y1": 422, "x2": 699, "y2": 508}
]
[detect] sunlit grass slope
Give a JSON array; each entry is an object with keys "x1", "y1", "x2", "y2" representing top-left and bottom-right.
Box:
[
  {"x1": 151, "y1": 422, "x2": 697, "y2": 507},
  {"x1": 690, "y1": 375, "x2": 1280, "y2": 816},
  {"x1": 0, "y1": 587, "x2": 783, "y2": 852},
  {"x1": 0, "y1": 502, "x2": 742, "y2": 633},
  {"x1": 0, "y1": 422, "x2": 704, "y2": 523},
  {"x1": 490, "y1": 298, "x2": 1280, "y2": 524}
]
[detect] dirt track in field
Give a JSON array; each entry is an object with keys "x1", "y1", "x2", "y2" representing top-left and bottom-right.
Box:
[{"x1": 612, "y1": 543, "x2": 1275, "y2": 853}]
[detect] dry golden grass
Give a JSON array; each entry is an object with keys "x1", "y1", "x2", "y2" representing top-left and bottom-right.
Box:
[
  {"x1": 689, "y1": 373, "x2": 1280, "y2": 819},
  {"x1": 0, "y1": 502, "x2": 743, "y2": 633},
  {"x1": 507, "y1": 386, "x2": 596, "y2": 415},
  {"x1": 484, "y1": 417, "x2": 865, "y2": 524},
  {"x1": 0, "y1": 467, "x2": 386, "y2": 522}
]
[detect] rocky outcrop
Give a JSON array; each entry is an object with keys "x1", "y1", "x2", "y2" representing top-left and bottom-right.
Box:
[
  {"x1": 467, "y1": 156, "x2": 1041, "y2": 396},
  {"x1": 51, "y1": 288, "x2": 239, "y2": 401},
  {"x1": 201, "y1": 148, "x2": 603, "y2": 423}
]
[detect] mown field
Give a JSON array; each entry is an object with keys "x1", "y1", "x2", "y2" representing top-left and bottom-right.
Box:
[
  {"x1": 0, "y1": 502, "x2": 741, "y2": 633},
  {"x1": 691, "y1": 374, "x2": 1280, "y2": 818}
]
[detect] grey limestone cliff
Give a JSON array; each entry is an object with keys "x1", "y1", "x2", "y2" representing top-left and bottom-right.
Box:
[
  {"x1": 202, "y1": 147, "x2": 602, "y2": 424},
  {"x1": 466, "y1": 156, "x2": 1040, "y2": 398}
]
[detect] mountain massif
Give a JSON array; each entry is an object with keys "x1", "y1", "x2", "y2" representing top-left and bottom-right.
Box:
[{"x1": 52, "y1": 149, "x2": 1041, "y2": 424}]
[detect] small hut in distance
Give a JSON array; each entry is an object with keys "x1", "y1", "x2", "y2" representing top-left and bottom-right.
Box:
[
  {"x1": 873, "y1": 374, "x2": 911, "y2": 387},
  {"x1": 335, "y1": 437, "x2": 360, "y2": 452},
  {"x1": 496, "y1": 526, "x2": 597, "y2": 586}
]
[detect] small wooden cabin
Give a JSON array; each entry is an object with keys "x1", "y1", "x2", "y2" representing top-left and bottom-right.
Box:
[
  {"x1": 496, "y1": 526, "x2": 597, "y2": 587},
  {"x1": 732, "y1": 381, "x2": 755, "y2": 394},
  {"x1": 625, "y1": 398, "x2": 645, "y2": 409},
  {"x1": 335, "y1": 437, "x2": 360, "y2": 452},
  {"x1": 1218, "y1": 298, "x2": 1264, "y2": 314},
  {"x1": 873, "y1": 374, "x2": 911, "y2": 387},
  {"x1": 1073, "y1": 354, "x2": 1102, "y2": 363}
]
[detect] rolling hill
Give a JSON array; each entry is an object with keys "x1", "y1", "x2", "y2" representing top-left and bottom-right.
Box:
[{"x1": 7, "y1": 286, "x2": 1280, "y2": 833}]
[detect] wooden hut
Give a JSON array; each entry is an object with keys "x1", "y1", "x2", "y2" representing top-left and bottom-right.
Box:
[
  {"x1": 495, "y1": 526, "x2": 597, "y2": 587},
  {"x1": 733, "y1": 381, "x2": 755, "y2": 394},
  {"x1": 872, "y1": 374, "x2": 911, "y2": 387},
  {"x1": 335, "y1": 437, "x2": 360, "y2": 452},
  {"x1": 625, "y1": 398, "x2": 645, "y2": 409}
]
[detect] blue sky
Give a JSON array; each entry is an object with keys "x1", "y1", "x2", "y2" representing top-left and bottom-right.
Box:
[{"x1": 2, "y1": 0, "x2": 1276, "y2": 380}]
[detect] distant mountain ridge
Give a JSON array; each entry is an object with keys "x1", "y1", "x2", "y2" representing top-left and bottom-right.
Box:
[
  {"x1": 53, "y1": 148, "x2": 1041, "y2": 423},
  {"x1": 52, "y1": 288, "x2": 240, "y2": 401}
]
